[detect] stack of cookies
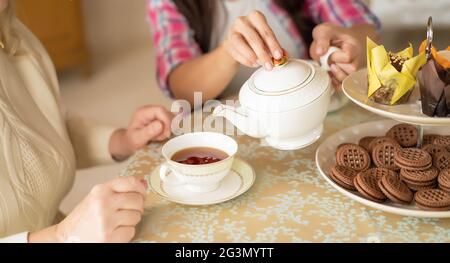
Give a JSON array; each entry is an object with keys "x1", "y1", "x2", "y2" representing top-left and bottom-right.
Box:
[{"x1": 330, "y1": 123, "x2": 450, "y2": 211}]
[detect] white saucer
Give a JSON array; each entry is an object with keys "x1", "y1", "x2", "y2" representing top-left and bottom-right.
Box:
[
  {"x1": 342, "y1": 69, "x2": 450, "y2": 126},
  {"x1": 148, "y1": 158, "x2": 255, "y2": 206},
  {"x1": 315, "y1": 119, "x2": 450, "y2": 218}
]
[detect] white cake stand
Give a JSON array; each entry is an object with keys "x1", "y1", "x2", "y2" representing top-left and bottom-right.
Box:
[
  {"x1": 342, "y1": 69, "x2": 450, "y2": 147},
  {"x1": 314, "y1": 68, "x2": 450, "y2": 217}
]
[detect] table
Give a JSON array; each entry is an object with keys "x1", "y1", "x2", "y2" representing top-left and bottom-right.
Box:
[{"x1": 120, "y1": 103, "x2": 450, "y2": 242}]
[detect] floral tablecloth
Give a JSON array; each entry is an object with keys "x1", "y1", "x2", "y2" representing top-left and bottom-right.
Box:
[{"x1": 120, "y1": 103, "x2": 450, "y2": 243}]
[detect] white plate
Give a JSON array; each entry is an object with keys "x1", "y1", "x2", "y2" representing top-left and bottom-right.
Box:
[
  {"x1": 342, "y1": 69, "x2": 450, "y2": 126},
  {"x1": 315, "y1": 119, "x2": 450, "y2": 218},
  {"x1": 148, "y1": 158, "x2": 255, "y2": 206}
]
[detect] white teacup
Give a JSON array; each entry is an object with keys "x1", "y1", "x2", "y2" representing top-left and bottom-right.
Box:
[{"x1": 160, "y1": 132, "x2": 238, "y2": 193}]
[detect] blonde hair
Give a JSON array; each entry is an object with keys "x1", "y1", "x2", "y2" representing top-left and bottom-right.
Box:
[{"x1": 0, "y1": 0, "x2": 19, "y2": 55}]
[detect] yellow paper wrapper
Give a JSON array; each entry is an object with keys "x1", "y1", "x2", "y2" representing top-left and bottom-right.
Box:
[{"x1": 367, "y1": 37, "x2": 427, "y2": 105}]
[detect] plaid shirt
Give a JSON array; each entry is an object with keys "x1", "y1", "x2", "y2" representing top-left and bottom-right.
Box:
[{"x1": 147, "y1": 0, "x2": 381, "y2": 97}]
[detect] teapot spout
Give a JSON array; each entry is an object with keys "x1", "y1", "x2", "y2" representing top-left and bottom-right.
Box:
[{"x1": 212, "y1": 104, "x2": 266, "y2": 138}]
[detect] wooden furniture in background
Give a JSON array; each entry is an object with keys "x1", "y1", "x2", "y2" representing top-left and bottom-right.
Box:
[{"x1": 15, "y1": 0, "x2": 90, "y2": 72}]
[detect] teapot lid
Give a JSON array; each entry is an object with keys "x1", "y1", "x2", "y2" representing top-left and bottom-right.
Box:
[
  {"x1": 250, "y1": 59, "x2": 316, "y2": 95},
  {"x1": 240, "y1": 59, "x2": 331, "y2": 112}
]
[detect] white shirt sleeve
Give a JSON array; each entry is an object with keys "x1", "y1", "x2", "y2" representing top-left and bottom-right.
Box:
[{"x1": 0, "y1": 232, "x2": 29, "y2": 243}]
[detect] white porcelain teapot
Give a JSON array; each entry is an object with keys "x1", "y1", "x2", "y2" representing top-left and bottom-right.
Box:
[{"x1": 213, "y1": 47, "x2": 340, "y2": 150}]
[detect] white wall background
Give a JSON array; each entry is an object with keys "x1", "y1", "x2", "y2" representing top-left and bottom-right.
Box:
[
  {"x1": 371, "y1": 0, "x2": 450, "y2": 51},
  {"x1": 372, "y1": 0, "x2": 450, "y2": 28}
]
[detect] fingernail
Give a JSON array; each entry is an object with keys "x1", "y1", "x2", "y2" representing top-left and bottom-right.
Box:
[
  {"x1": 274, "y1": 50, "x2": 282, "y2": 60},
  {"x1": 140, "y1": 179, "x2": 148, "y2": 189},
  {"x1": 264, "y1": 62, "x2": 273, "y2": 71}
]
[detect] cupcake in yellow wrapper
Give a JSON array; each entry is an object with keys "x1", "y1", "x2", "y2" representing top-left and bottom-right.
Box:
[{"x1": 367, "y1": 37, "x2": 427, "y2": 105}]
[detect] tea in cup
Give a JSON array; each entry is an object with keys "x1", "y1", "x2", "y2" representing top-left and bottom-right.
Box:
[{"x1": 160, "y1": 132, "x2": 238, "y2": 193}]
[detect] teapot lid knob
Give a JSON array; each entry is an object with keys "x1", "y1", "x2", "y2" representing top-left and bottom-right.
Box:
[{"x1": 272, "y1": 49, "x2": 289, "y2": 68}]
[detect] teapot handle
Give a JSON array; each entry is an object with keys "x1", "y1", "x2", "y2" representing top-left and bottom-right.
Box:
[{"x1": 319, "y1": 46, "x2": 341, "y2": 71}]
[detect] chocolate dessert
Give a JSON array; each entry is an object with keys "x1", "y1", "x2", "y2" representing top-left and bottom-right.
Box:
[
  {"x1": 388, "y1": 52, "x2": 407, "y2": 72},
  {"x1": 418, "y1": 42, "x2": 450, "y2": 117}
]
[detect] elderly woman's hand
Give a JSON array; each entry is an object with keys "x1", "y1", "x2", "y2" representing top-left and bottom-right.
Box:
[
  {"x1": 28, "y1": 176, "x2": 147, "y2": 243},
  {"x1": 109, "y1": 105, "x2": 173, "y2": 161},
  {"x1": 56, "y1": 176, "x2": 147, "y2": 243}
]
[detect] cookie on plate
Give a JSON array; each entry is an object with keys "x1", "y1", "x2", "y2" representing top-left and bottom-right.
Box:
[
  {"x1": 400, "y1": 167, "x2": 438, "y2": 191},
  {"x1": 386, "y1": 124, "x2": 418, "y2": 147},
  {"x1": 422, "y1": 144, "x2": 448, "y2": 159},
  {"x1": 414, "y1": 189, "x2": 450, "y2": 211},
  {"x1": 433, "y1": 151, "x2": 450, "y2": 171},
  {"x1": 330, "y1": 165, "x2": 358, "y2": 191},
  {"x1": 423, "y1": 134, "x2": 442, "y2": 146},
  {"x1": 378, "y1": 173, "x2": 413, "y2": 204},
  {"x1": 335, "y1": 143, "x2": 356, "y2": 159},
  {"x1": 372, "y1": 142, "x2": 400, "y2": 171},
  {"x1": 438, "y1": 169, "x2": 450, "y2": 192},
  {"x1": 433, "y1": 136, "x2": 450, "y2": 147},
  {"x1": 353, "y1": 171, "x2": 389, "y2": 203},
  {"x1": 400, "y1": 167, "x2": 439, "y2": 185},
  {"x1": 336, "y1": 144, "x2": 371, "y2": 172},
  {"x1": 359, "y1": 136, "x2": 376, "y2": 152},
  {"x1": 394, "y1": 148, "x2": 432, "y2": 171},
  {"x1": 368, "y1": 137, "x2": 399, "y2": 153},
  {"x1": 362, "y1": 167, "x2": 398, "y2": 179},
  {"x1": 405, "y1": 182, "x2": 437, "y2": 192}
]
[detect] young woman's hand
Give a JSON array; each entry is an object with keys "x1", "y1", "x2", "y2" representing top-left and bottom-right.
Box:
[
  {"x1": 309, "y1": 23, "x2": 363, "y2": 88},
  {"x1": 223, "y1": 10, "x2": 283, "y2": 71},
  {"x1": 29, "y1": 176, "x2": 147, "y2": 243},
  {"x1": 109, "y1": 105, "x2": 173, "y2": 160}
]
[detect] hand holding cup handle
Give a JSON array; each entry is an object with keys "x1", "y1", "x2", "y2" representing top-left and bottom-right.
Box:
[
  {"x1": 319, "y1": 46, "x2": 341, "y2": 71},
  {"x1": 318, "y1": 46, "x2": 341, "y2": 96}
]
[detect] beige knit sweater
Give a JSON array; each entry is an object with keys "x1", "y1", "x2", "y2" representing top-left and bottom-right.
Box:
[{"x1": 0, "y1": 19, "x2": 117, "y2": 239}]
